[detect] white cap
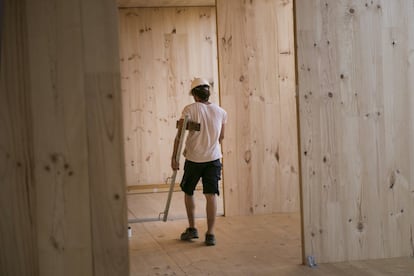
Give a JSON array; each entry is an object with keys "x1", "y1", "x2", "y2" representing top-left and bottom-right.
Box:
[{"x1": 190, "y1": 78, "x2": 210, "y2": 95}]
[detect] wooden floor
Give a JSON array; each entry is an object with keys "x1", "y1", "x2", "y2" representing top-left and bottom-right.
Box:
[{"x1": 127, "y1": 193, "x2": 414, "y2": 276}]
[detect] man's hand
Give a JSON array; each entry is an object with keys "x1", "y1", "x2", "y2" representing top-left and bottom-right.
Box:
[{"x1": 171, "y1": 157, "x2": 179, "y2": 171}]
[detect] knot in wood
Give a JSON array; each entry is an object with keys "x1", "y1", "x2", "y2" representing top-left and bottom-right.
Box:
[{"x1": 244, "y1": 150, "x2": 251, "y2": 164}]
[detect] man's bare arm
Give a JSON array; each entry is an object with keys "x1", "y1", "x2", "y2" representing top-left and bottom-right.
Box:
[
  {"x1": 171, "y1": 119, "x2": 184, "y2": 170},
  {"x1": 219, "y1": 124, "x2": 225, "y2": 144}
]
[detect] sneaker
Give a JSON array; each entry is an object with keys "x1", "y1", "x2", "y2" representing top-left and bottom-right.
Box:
[
  {"x1": 205, "y1": 233, "x2": 216, "y2": 246},
  {"x1": 180, "y1": 227, "x2": 199, "y2": 240}
]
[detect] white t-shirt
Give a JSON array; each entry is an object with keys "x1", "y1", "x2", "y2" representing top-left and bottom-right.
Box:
[{"x1": 181, "y1": 102, "x2": 227, "y2": 163}]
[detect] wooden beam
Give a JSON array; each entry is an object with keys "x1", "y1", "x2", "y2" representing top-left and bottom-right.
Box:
[{"x1": 117, "y1": 0, "x2": 215, "y2": 8}]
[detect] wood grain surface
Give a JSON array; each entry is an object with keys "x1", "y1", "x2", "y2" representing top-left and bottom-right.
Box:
[
  {"x1": 217, "y1": 0, "x2": 299, "y2": 215},
  {"x1": 296, "y1": 0, "x2": 414, "y2": 263}
]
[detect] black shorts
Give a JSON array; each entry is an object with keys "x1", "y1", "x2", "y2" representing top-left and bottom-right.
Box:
[{"x1": 180, "y1": 159, "x2": 222, "y2": 196}]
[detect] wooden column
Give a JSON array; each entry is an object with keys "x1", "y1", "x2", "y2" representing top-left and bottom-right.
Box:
[
  {"x1": 0, "y1": 0, "x2": 38, "y2": 274},
  {"x1": 81, "y1": 0, "x2": 129, "y2": 274}
]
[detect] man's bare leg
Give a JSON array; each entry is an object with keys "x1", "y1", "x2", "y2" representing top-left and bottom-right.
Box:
[
  {"x1": 185, "y1": 194, "x2": 195, "y2": 228},
  {"x1": 205, "y1": 194, "x2": 217, "y2": 234}
]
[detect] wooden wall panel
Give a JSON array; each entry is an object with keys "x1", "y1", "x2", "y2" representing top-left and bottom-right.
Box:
[
  {"x1": 81, "y1": 0, "x2": 129, "y2": 274},
  {"x1": 0, "y1": 0, "x2": 38, "y2": 274},
  {"x1": 118, "y1": 7, "x2": 219, "y2": 187},
  {"x1": 217, "y1": 0, "x2": 299, "y2": 215},
  {"x1": 26, "y1": 0, "x2": 94, "y2": 274},
  {"x1": 1, "y1": 0, "x2": 129, "y2": 275},
  {"x1": 296, "y1": 0, "x2": 414, "y2": 263}
]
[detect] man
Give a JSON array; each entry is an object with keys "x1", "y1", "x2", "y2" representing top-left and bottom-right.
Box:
[{"x1": 171, "y1": 77, "x2": 227, "y2": 246}]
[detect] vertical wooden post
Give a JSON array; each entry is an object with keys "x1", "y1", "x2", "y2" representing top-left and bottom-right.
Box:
[
  {"x1": 81, "y1": 0, "x2": 129, "y2": 274},
  {"x1": 0, "y1": 0, "x2": 39, "y2": 275}
]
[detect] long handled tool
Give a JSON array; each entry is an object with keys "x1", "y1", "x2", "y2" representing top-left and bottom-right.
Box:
[{"x1": 160, "y1": 115, "x2": 189, "y2": 222}]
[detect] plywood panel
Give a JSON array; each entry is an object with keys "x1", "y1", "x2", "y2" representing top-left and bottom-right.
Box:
[
  {"x1": 25, "y1": 0, "x2": 94, "y2": 274},
  {"x1": 9, "y1": 0, "x2": 130, "y2": 274},
  {"x1": 81, "y1": 0, "x2": 129, "y2": 274},
  {"x1": 296, "y1": 0, "x2": 414, "y2": 263},
  {"x1": 0, "y1": 0, "x2": 38, "y2": 274},
  {"x1": 118, "y1": 7, "x2": 219, "y2": 187},
  {"x1": 217, "y1": 0, "x2": 299, "y2": 215}
]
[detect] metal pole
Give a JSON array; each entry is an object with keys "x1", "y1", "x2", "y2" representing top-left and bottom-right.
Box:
[{"x1": 161, "y1": 115, "x2": 189, "y2": 222}]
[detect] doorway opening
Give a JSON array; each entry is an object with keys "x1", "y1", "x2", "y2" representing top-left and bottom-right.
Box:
[
  {"x1": 118, "y1": 5, "x2": 223, "y2": 223},
  {"x1": 117, "y1": 0, "x2": 303, "y2": 274}
]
